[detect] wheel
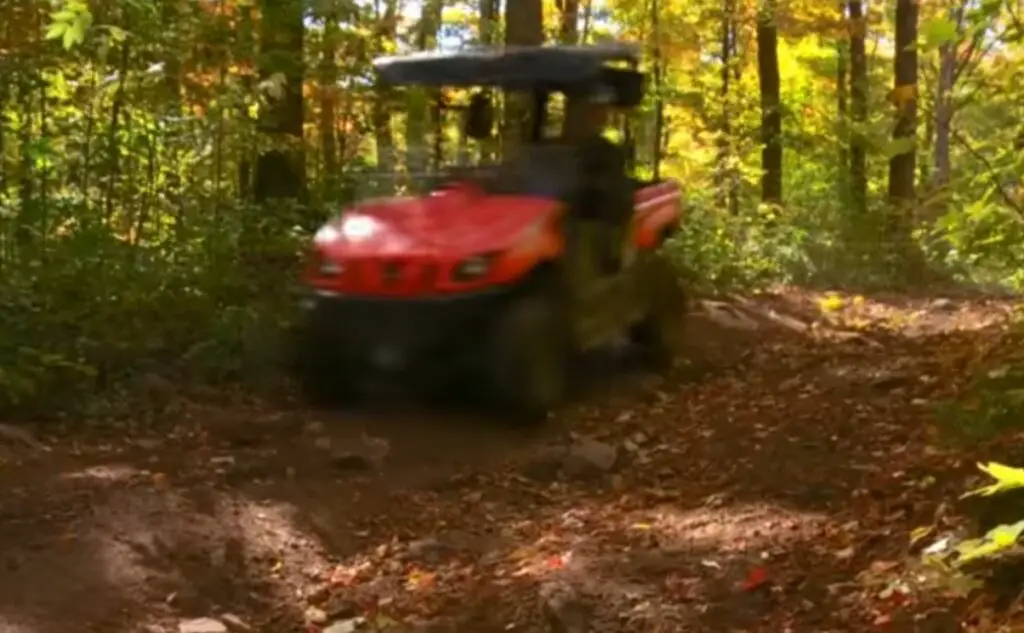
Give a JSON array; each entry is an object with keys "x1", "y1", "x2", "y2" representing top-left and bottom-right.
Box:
[
  {"x1": 488, "y1": 294, "x2": 568, "y2": 422},
  {"x1": 291, "y1": 315, "x2": 358, "y2": 406},
  {"x1": 630, "y1": 252, "x2": 688, "y2": 370}
]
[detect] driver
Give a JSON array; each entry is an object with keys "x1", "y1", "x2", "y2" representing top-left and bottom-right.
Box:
[
  {"x1": 563, "y1": 91, "x2": 632, "y2": 271},
  {"x1": 563, "y1": 92, "x2": 617, "y2": 154}
]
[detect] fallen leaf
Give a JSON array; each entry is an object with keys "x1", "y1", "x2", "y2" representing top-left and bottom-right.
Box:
[
  {"x1": 909, "y1": 525, "x2": 935, "y2": 547},
  {"x1": 741, "y1": 566, "x2": 769, "y2": 591},
  {"x1": 834, "y1": 546, "x2": 855, "y2": 560},
  {"x1": 406, "y1": 569, "x2": 436, "y2": 590},
  {"x1": 869, "y1": 560, "x2": 900, "y2": 575}
]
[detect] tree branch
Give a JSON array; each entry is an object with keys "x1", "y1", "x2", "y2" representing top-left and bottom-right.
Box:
[
  {"x1": 1004, "y1": 0, "x2": 1024, "y2": 42},
  {"x1": 953, "y1": 27, "x2": 1005, "y2": 85},
  {"x1": 951, "y1": 129, "x2": 1024, "y2": 218}
]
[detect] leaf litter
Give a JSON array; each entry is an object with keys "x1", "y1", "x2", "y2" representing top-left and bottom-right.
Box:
[{"x1": 0, "y1": 290, "x2": 1018, "y2": 632}]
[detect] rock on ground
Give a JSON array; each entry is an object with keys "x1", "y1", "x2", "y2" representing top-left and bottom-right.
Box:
[
  {"x1": 178, "y1": 618, "x2": 228, "y2": 633},
  {"x1": 562, "y1": 438, "x2": 618, "y2": 479}
]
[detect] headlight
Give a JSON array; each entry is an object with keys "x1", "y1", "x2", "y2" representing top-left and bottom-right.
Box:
[
  {"x1": 452, "y1": 253, "x2": 495, "y2": 282},
  {"x1": 314, "y1": 224, "x2": 340, "y2": 244},
  {"x1": 341, "y1": 215, "x2": 378, "y2": 241}
]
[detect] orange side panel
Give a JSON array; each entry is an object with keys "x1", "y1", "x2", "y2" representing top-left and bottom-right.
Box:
[
  {"x1": 635, "y1": 203, "x2": 681, "y2": 249},
  {"x1": 633, "y1": 182, "x2": 683, "y2": 249},
  {"x1": 490, "y1": 207, "x2": 565, "y2": 284}
]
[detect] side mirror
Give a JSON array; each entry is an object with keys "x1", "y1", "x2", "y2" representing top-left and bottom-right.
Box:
[{"x1": 465, "y1": 92, "x2": 494, "y2": 140}]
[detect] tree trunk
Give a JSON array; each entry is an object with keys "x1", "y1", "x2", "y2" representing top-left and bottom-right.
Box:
[
  {"x1": 0, "y1": 75, "x2": 7, "y2": 204},
  {"x1": 848, "y1": 0, "x2": 868, "y2": 215},
  {"x1": 836, "y1": 1, "x2": 848, "y2": 190},
  {"x1": 254, "y1": 0, "x2": 305, "y2": 204},
  {"x1": 479, "y1": 0, "x2": 498, "y2": 44},
  {"x1": 237, "y1": 3, "x2": 256, "y2": 201},
  {"x1": 920, "y1": 106, "x2": 933, "y2": 189},
  {"x1": 405, "y1": 0, "x2": 443, "y2": 175},
  {"x1": 651, "y1": 0, "x2": 665, "y2": 179},
  {"x1": 715, "y1": 0, "x2": 738, "y2": 214},
  {"x1": 887, "y1": 0, "x2": 918, "y2": 206},
  {"x1": 556, "y1": 0, "x2": 580, "y2": 43},
  {"x1": 558, "y1": 0, "x2": 584, "y2": 139},
  {"x1": 503, "y1": 0, "x2": 544, "y2": 152},
  {"x1": 933, "y1": 3, "x2": 964, "y2": 188},
  {"x1": 372, "y1": 0, "x2": 398, "y2": 180},
  {"x1": 581, "y1": 0, "x2": 594, "y2": 42},
  {"x1": 161, "y1": 0, "x2": 183, "y2": 111},
  {"x1": 756, "y1": 0, "x2": 782, "y2": 205},
  {"x1": 319, "y1": 3, "x2": 340, "y2": 200},
  {"x1": 477, "y1": 0, "x2": 500, "y2": 161}
]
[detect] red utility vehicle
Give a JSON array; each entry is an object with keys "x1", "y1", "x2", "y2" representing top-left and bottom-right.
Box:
[{"x1": 294, "y1": 43, "x2": 687, "y2": 419}]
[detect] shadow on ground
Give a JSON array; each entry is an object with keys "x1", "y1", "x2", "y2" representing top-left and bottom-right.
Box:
[{"x1": 0, "y1": 289, "x2": 1012, "y2": 633}]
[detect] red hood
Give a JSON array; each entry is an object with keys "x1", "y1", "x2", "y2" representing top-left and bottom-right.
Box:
[{"x1": 318, "y1": 185, "x2": 557, "y2": 258}]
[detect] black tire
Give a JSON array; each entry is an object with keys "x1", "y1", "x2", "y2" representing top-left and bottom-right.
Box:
[
  {"x1": 630, "y1": 253, "x2": 688, "y2": 370},
  {"x1": 488, "y1": 294, "x2": 568, "y2": 423},
  {"x1": 291, "y1": 317, "x2": 358, "y2": 407}
]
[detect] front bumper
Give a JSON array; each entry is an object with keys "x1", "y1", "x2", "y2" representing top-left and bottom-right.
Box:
[{"x1": 298, "y1": 288, "x2": 510, "y2": 373}]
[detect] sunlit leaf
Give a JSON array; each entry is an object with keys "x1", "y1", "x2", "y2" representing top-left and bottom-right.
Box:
[
  {"x1": 962, "y1": 462, "x2": 1024, "y2": 498},
  {"x1": 954, "y1": 521, "x2": 1024, "y2": 566},
  {"x1": 921, "y1": 17, "x2": 959, "y2": 48},
  {"x1": 44, "y1": 22, "x2": 67, "y2": 41}
]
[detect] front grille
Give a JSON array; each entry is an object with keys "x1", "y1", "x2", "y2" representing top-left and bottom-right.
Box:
[
  {"x1": 420, "y1": 263, "x2": 440, "y2": 287},
  {"x1": 380, "y1": 261, "x2": 405, "y2": 285},
  {"x1": 312, "y1": 291, "x2": 502, "y2": 356}
]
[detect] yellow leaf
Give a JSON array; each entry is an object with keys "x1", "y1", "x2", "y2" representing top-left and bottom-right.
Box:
[
  {"x1": 962, "y1": 462, "x2": 1024, "y2": 498},
  {"x1": 818, "y1": 293, "x2": 845, "y2": 313},
  {"x1": 910, "y1": 525, "x2": 935, "y2": 546},
  {"x1": 953, "y1": 521, "x2": 1024, "y2": 566},
  {"x1": 955, "y1": 537, "x2": 1006, "y2": 566},
  {"x1": 993, "y1": 526, "x2": 1019, "y2": 547},
  {"x1": 405, "y1": 568, "x2": 435, "y2": 589},
  {"x1": 889, "y1": 84, "x2": 917, "y2": 110},
  {"x1": 375, "y1": 614, "x2": 400, "y2": 629}
]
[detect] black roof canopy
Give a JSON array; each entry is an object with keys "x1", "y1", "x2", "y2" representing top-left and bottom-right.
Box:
[{"x1": 373, "y1": 43, "x2": 641, "y2": 90}]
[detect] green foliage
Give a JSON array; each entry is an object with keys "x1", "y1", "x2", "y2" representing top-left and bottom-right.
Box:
[
  {"x1": 44, "y1": 0, "x2": 93, "y2": 50},
  {"x1": 665, "y1": 199, "x2": 813, "y2": 292},
  {"x1": 935, "y1": 311, "x2": 1024, "y2": 443},
  {"x1": 923, "y1": 463, "x2": 1024, "y2": 585},
  {"x1": 920, "y1": 17, "x2": 960, "y2": 49},
  {"x1": 0, "y1": 203, "x2": 305, "y2": 416},
  {"x1": 963, "y1": 462, "x2": 1024, "y2": 499},
  {"x1": 0, "y1": 0, "x2": 382, "y2": 417}
]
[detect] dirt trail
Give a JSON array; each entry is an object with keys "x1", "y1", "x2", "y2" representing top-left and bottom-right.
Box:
[{"x1": 0, "y1": 290, "x2": 1015, "y2": 633}]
